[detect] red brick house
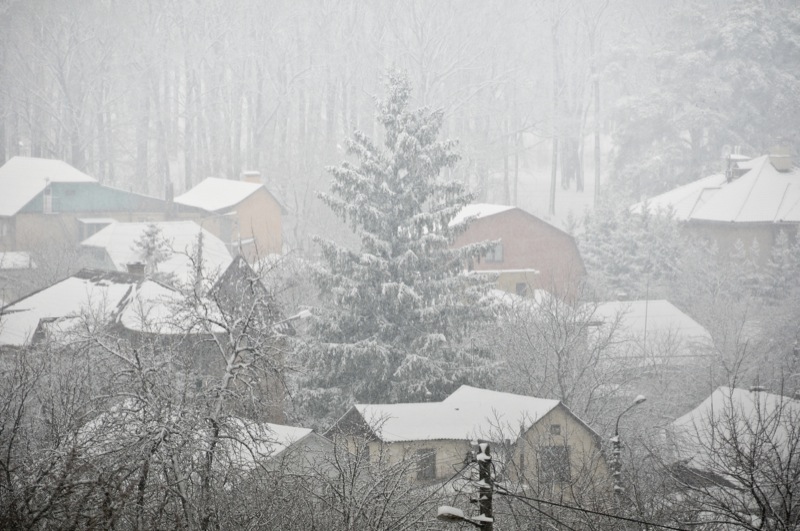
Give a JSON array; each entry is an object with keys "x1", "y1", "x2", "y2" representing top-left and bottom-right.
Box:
[{"x1": 451, "y1": 204, "x2": 586, "y2": 298}]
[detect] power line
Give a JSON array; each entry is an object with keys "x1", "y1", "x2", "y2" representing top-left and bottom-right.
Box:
[{"x1": 494, "y1": 485, "x2": 692, "y2": 531}]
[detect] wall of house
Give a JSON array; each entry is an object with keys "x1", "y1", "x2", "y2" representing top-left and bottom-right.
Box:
[
  {"x1": 235, "y1": 188, "x2": 283, "y2": 258},
  {"x1": 365, "y1": 438, "x2": 473, "y2": 483},
  {"x1": 452, "y1": 209, "x2": 586, "y2": 298},
  {"x1": 512, "y1": 406, "x2": 610, "y2": 499},
  {"x1": 196, "y1": 188, "x2": 282, "y2": 260},
  {"x1": 687, "y1": 221, "x2": 797, "y2": 265},
  {"x1": 9, "y1": 210, "x2": 199, "y2": 252}
]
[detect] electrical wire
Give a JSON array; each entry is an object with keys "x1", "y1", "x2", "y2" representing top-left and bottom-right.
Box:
[
  {"x1": 384, "y1": 463, "x2": 472, "y2": 531},
  {"x1": 494, "y1": 485, "x2": 692, "y2": 531}
]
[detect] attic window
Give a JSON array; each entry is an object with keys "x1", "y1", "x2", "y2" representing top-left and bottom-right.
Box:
[
  {"x1": 485, "y1": 242, "x2": 503, "y2": 263},
  {"x1": 416, "y1": 449, "x2": 436, "y2": 480},
  {"x1": 550, "y1": 424, "x2": 561, "y2": 436}
]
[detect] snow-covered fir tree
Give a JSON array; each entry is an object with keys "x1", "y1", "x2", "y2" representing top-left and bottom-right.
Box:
[{"x1": 298, "y1": 74, "x2": 496, "y2": 424}]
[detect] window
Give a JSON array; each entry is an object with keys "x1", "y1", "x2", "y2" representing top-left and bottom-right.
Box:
[
  {"x1": 550, "y1": 424, "x2": 561, "y2": 436},
  {"x1": 416, "y1": 448, "x2": 436, "y2": 480},
  {"x1": 540, "y1": 445, "x2": 570, "y2": 483},
  {"x1": 485, "y1": 242, "x2": 503, "y2": 263},
  {"x1": 516, "y1": 282, "x2": 528, "y2": 297}
]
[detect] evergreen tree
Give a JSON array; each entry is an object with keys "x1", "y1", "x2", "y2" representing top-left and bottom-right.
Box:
[
  {"x1": 577, "y1": 197, "x2": 682, "y2": 300},
  {"x1": 298, "y1": 74, "x2": 496, "y2": 423}
]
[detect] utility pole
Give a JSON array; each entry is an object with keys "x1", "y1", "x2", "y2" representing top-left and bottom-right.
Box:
[
  {"x1": 437, "y1": 442, "x2": 494, "y2": 529},
  {"x1": 476, "y1": 442, "x2": 494, "y2": 530}
]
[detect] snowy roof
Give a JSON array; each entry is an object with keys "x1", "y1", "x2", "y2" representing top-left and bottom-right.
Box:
[
  {"x1": 354, "y1": 385, "x2": 561, "y2": 443},
  {"x1": 80, "y1": 406, "x2": 316, "y2": 470},
  {"x1": 589, "y1": 300, "x2": 712, "y2": 361},
  {"x1": 592, "y1": 300, "x2": 711, "y2": 343},
  {"x1": 0, "y1": 251, "x2": 35, "y2": 270},
  {"x1": 224, "y1": 418, "x2": 316, "y2": 465},
  {"x1": 671, "y1": 386, "x2": 800, "y2": 468},
  {"x1": 0, "y1": 156, "x2": 96, "y2": 216},
  {"x1": 630, "y1": 174, "x2": 728, "y2": 220},
  {"x1": 0, "y1": 270, "x2": 183, "y2": 346},
  {"x1": 81, "y1": 221, "x2": 232, "y2": 284},
  {"x1": 449, "y1": 203, "x2": 515, "y2": 226},
  {"x1": 633, "y1": 155, "x2": 800, "y2": 223},
  {"x1": 174, "y1": 177, "x2": 264, "y2": 212}
]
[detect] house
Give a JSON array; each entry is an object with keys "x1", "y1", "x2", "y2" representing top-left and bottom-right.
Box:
[
  {"x1": 174, "y1": 174, "x2": 284, "y2": 260},
  {"x1": 589, "y1": 299, "x2": 713, "y2": 366},
  {"x1": 223, "y1": 419, "x2": 334, "y2": 474},
  {"x1": 0, "y1": 156, "x2": 202, "y2": 253},
  {"x1": 450, "y1": 204, "x2": 586, "y2": 298},
  {"x1": 0, "y1": 259, "x2": 289, "y2": 423},
  {"x1": 632, "y1": 151, "x2": 800, "y2": 260},
  {"x1": 665, "y1": 387, "x2": 800, "y2": 525},
  {"x1": 328, "y1": 386, "x2": 609, "y2": 495},
  {"x1": 80, "y1": 220, "x2": 232, "y2": 285},
  {"x1": 0, "y1": 269, "x2": 183, "y2": 348},
  {"x1": 81, "y1": 407, "x2": 332, "y2": 476}
]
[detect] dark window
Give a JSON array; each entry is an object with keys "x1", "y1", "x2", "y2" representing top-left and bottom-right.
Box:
[
  {"x1": 516, "y1": 282, "x2": 528, "y2": 296},
  {"x1": 485, "y1": 242, "x2": 503, "y2": 263},
  {"x1": 540, "y1": 445, "x2": 570, "y2": 483},
  {"x1": 550, "y1": 424, "x2": 561, "y2": 436},
  {"x1": 416, "y1": 448, "x2": 436, "y2": 480}
]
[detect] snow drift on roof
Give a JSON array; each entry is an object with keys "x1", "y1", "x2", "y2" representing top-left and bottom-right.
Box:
[
  {"x1": 355, "y1": 385, "x2": 560, "y2": 442},
  {"x1": 81, "y1": 221, "x2": 232, "y2": 284},
  {"x1": 174, "y1": 177, "x2": 263, "y2": 212},
  {"x1": 0, "y1": 156, "x2": 96, "y2": 216}
]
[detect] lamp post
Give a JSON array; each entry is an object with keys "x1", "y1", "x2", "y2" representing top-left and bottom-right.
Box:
[{"x1": 611, "y1": 394, "x2": 646, "y2": 499}]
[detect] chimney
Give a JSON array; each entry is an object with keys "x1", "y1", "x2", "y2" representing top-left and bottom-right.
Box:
[
  {"x1": 126, "y1": 262, "x2": 145, "y2": 278},
  {"x1": 241, "y1": 170, "x2": 262, "y2": 184},
  {"x1": 769, "y1": 146, "x2": 792, "y2": 172},
  {"x1": 724, "y1": 146, "x2": 750, "y2": 182}
]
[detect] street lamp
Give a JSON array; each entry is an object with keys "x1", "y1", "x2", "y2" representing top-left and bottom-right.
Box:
[{"x1": 611, "y1": 394, "x2": 646, "y2": 498}]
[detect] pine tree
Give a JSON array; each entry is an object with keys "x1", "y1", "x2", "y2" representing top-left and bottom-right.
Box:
[
  {"x1": 298, "y1": 74, "x2": 496, "y2": 423},
  {"x1": 131, "y1": 223, "x2": 172, "y2": 279}
]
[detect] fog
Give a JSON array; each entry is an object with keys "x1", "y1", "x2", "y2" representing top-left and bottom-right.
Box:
[{"x1": 2, "y1": 0, "x2": 796, "y2": 248}]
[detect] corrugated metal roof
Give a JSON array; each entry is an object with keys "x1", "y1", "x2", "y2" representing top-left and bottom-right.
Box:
[
  {"x1": 634, "y1": 155, "x2": 800, "y2": 223},
  {"x1": 354, "y1": 385, "x2": 560, "y2": 443}
]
